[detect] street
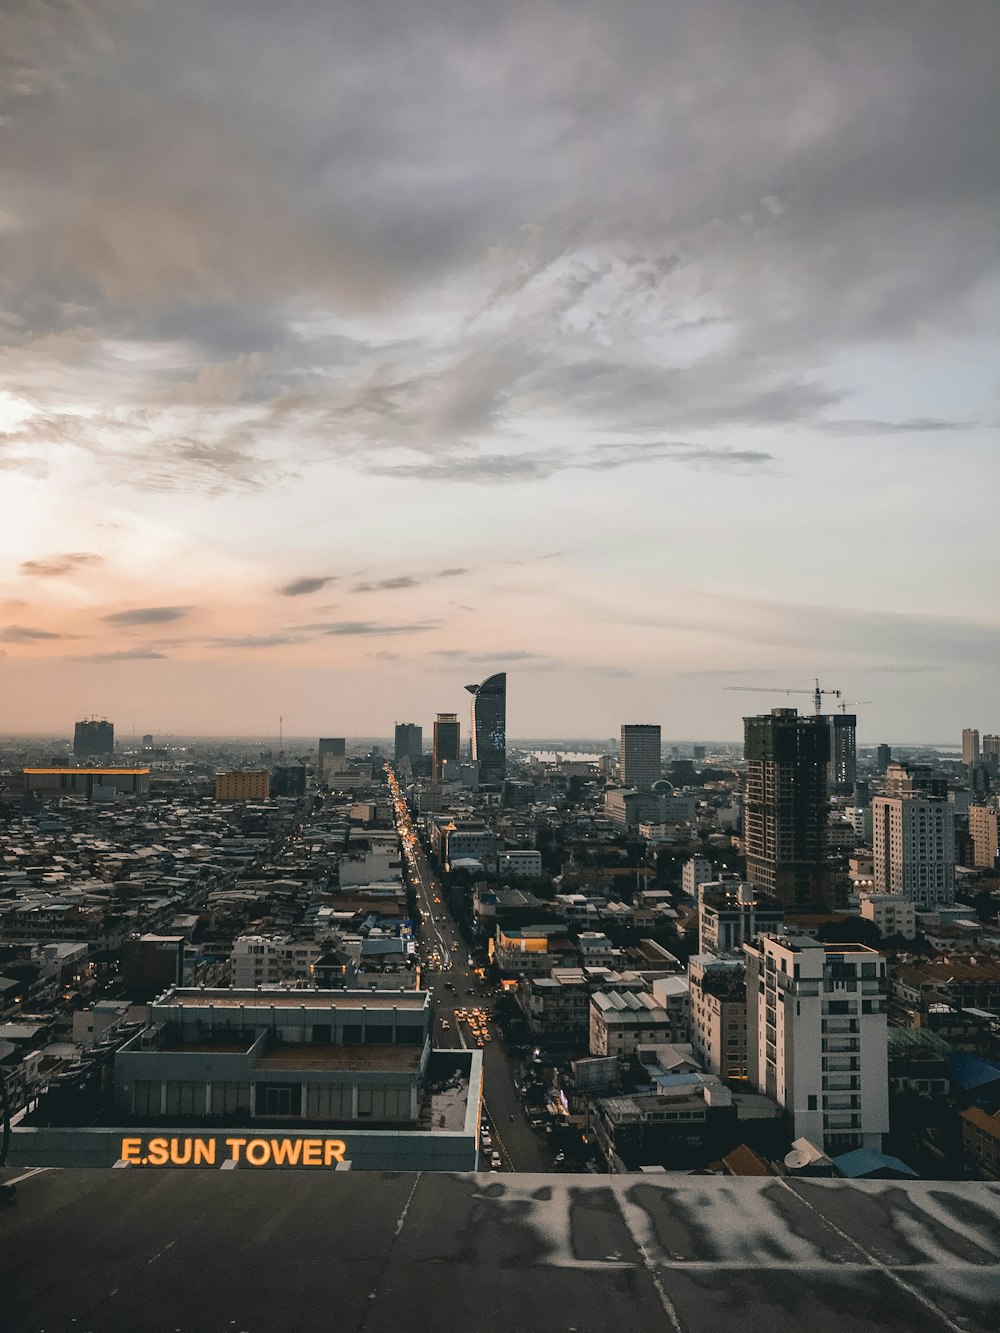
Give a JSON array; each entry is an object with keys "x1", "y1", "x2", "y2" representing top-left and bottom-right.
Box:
[{"x1": 387, "y1": 770, "x2": 551, "y2": 1173}]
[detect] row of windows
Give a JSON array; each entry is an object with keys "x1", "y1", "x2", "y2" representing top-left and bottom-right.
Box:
[{"x1": 133, "y1": 1080, "x2": 412, "y2": 1120}]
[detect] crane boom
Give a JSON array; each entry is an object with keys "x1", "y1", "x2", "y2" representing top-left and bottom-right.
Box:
[{"x1": 723, "y1": 677, "x2": 842, "y2": 715}]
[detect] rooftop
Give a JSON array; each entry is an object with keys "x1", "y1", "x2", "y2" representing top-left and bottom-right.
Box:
[{"x1": 154, "y1": 987, "x2": 428, "y2": 1010}]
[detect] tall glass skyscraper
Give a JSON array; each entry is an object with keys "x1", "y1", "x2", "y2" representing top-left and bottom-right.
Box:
[{"x1": 465, "y1": 672, "x2": 506, "y2": 784}]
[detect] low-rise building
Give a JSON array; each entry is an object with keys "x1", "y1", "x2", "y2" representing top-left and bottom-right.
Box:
[
  {"x1": 688, "y1": 954, "x2": 748, "y2": 1079},
  {"x1": 859, "y1": 892, "x2": 917, "y2": 940},
  {"x1": 589, "y1": 988, "x2": 683, "y2": 1057},
  {"x1": 215, "y1": 771, "x2": 271, "y2": 801}
]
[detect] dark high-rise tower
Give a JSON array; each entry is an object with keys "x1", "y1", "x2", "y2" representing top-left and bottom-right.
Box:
[
  {"x1": 73, "y1": 718, "x2": 114, "y2": 759},
  {"x1": 433, "y1": 713, "x2": 461, "y2": 780},
  {"x1": 465, "y1": 673, "x2": 506, "y2": 784},
  {"x1": 826, "y1": 713, "x2": 856, "y2": 794},
  {"x1": 394, "y1": 723, "x2": 422, "y2": 764},
  {"x1": 743, "y1": 708, "x2": 831, "y2": 912},
  {"x1": 620, "y1": 724, "x2": 661, "y2": 790}
]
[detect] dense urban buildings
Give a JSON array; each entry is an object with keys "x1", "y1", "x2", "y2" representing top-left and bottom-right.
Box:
[
  {"x1": 963, "y1": 728, "x2": 981, "y2": 765},
  {"x1": 465, "y1": 673, "x2": 507, "y2": 785},
  {"x1": 743, "y1": 709, "x2": 831, "y2": 911},
  {"x1": 619, "y1": 724, "x2": 661, "y2": 790}
]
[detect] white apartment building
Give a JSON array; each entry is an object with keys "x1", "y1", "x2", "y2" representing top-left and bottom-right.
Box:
[
  {"x1": 697, "y1": 881, "x2": 783, "y2": 956},
  {"x1": 859, "y1": 892, "x2": 917, "y2": 941},
  {"x1": 872, "y1": 793, "x2": 955, "y2": 908},
  {"x1": 688, "y1": 954, "x2": 747, "y2": 1079},
  {"x1": 231, "y1": 935, "x2": 323, "y2": 989},
  {"x1": 744, "y1": 934, "x2": 889, "y2": 1154},
  {"x1": 498, "y1": 850, "x2": 543, "y2": 879},
  {"x1": 682, "y1": 857, "x2": 713, "y2": 898}
]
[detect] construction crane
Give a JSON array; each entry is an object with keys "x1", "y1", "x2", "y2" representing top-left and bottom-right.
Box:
[
  {"x1": 838, "y1": 699, "x2": 871, "y2": 714},
  {"x1": 723, "y1": 677, "x2": 842, "y2": 716}
]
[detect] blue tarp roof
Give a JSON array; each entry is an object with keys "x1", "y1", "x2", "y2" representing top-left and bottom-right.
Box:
[
  {"x1": 951, "y1": 1051, "x2": 1000, "y2": 1091},
  {"x1": 833, "y1": 1148, "x2": 918, "y2": 1179}
]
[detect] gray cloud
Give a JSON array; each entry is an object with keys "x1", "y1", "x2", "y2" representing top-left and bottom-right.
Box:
[
  {"x1": 372, "y1": 441, "x2": 773, "y2": 484},
  {"x1": 0, "y1": 625, "x2": 75, "y2": 642},
  {"x1": 72, "y1": 647, "x2": 168, "y2": 662},
  {"x1": 103, "y1": 606, "x2": 192, "y2": 625},
  {"x1": 438, "y1": 567, "x2": 468, "y2": 577},
  {"x1": 310, "y1": 621, "x2": 438, "y2": 637},
  {"x1": 277, "y1": 576, "x2": 336, "y2": 597},
  {"x1": 352, "y1": 576, "x2": 423, "y2": 593},
  {"x1": 19, "y1": 552, "x2": 103, "y2": 577},
  {"x1": 206, "y1": 634, "x2": 303, "y2": 649}
]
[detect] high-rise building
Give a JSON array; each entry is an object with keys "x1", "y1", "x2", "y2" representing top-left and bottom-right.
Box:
[
  {"x1": 875, "y1": 743, "x2": 892, "y2": 775},
  {"x1": 743, "y1": 709, "x2": 831, "y2": 912},
  {"x1": 826, "y1": 713, "x2": 857, "y2": 794},
  {"x1": 432, "y1": 714, "x2": 461, "y2": 780},
  {"x1": 464, "y1": 673, "x2": 507, "y2": 784},
  {"x1": 982, "y1": 734, "x2": 1000, "y2": 776},
  {"x1": 872, "y1": 764, "x2": 955, "y2": 908},
  {"x1": 74, "y1": 718, "x2": 114, "y2": 759},
  {"x1": 969, "y1": 805, "x2": 1000, "y2": 870},
  {"x1": 962, "y1": 728, "x2": 980, "y2": 765},
  {"x1": 393, "y1": 723, "x2": 423, "y2": 764},
  {"x1": 318, "y1": 737, "x2": 347, "y2": 778},
  {"x1": 620, "y1": 724, "x2": 661, "y2": 790},
  {"x1": 744, "y1": 934, "x2": 889, "y2": 1154}
]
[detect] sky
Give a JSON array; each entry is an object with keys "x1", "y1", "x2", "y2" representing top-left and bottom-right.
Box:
[{"x1": 0, "y1": 0, "x2": 998, "y2": 743}]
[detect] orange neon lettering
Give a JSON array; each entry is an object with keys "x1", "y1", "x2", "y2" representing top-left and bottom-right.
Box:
[
  {"x1": 169, "y1": 1138, "x2": 192, "y2": 1165},
  {"x1": 147, "y1": 1137, "x2": 169, "y2": 1165},
  {"x1": 302, "y1": 1138, "x2": 322, "y2": 1165},
  {"x1": 193, "y1": 1139, "x2": 216, "y2": 1165},
  {"x1": 225, "y1": 1137, "x2": 247, "y2": 1161},
  {"x1": 269, "y1": 1139, "x2": 303, "y2": 1165},
  {"x1": 245, "y1": 1138, "x2": 271, "y2": 1166},
  {"x1": 120, "y1": 1137, "x2": 142, "y2": 1164},
  {"x1": 323, "y1": 1139, "x2": 347, "y2": 1165}
]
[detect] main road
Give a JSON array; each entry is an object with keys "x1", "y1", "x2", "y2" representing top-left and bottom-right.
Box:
[{"x1": 387, "y1": 769, "x2": 550, "y2": 1173}]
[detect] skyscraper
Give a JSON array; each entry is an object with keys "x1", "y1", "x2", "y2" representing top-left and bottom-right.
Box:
[
  {"x1": 962, "y1": 728, "x2": 981, "y2": 765},
  {"x1": 620, "y1": 724, "x2": 661, "y2": 790},
  {"x1": 394, "y1": 723, "x2": 423, "y2": 764},
  {"x1": 318, "y1": 737, "x2": 346, "y2": 758},
  {"x1": 826, "y1": 713, "x2": 857, "y2": 794},
  {"x1": 743, "y1": 709, "x2": 831, "y2": 911},
  {"x1": 465, "y1": 673, "x2": 506, "y2": 784},
  {"x1": 432, "y1": 713, "x2": 461, "y2": 780},
  {"x1": 73, "y1": 718, "x2": 114, "y2": 759},
  {"x1": 875, "y1": 744, "x2": 892, "y2": 775},
  {"x1": 983, "y1": 734, "x2": 1000, "y2": 777}
]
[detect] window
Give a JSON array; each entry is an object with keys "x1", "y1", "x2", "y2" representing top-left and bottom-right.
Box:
[
  {"x1": 311, "y1": 1024, "x2": 332, "y2": 1043},
  {"x1": 807, "y1": 1095, "x2": 818, "y2": 1111},
  {"x1": 255, "y1": 1083, "x2": 302, "y2": 1117}
]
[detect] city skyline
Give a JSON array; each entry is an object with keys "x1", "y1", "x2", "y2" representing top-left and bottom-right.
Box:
[{"x1": 1, "y1": 1, "x2": 998, "y2": 740}]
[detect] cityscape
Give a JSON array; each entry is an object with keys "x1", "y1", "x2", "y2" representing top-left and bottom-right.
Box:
[{"x1": 3, "y1": 0, "x2": 999, "y2": 1330}]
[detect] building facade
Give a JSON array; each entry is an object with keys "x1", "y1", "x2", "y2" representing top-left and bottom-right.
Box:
[
  {"x1": 962, "y1": 728, "x2": 981, "y2": 766},
  {"x1": 215, "y1": 770, "x2": 271, "y2": 801},
  {"x1": 432, "y1": 714, "x2": 461, "y2": 780},
  {"x1": 827, "y1": 713, "x2": 857, "y2": 794},
  {"x1": 74, "y1": 718, "x2": 114, "y2": 758},
  {"x1": 743, "y1": 709, "x2": 831, "y2": 911},
  {"x1": 744, "y1": 934, "x2": 889, "y2": 1153},
  {"x1": 698, "y1": 882, "x2": 784, "y2": 957},
  {"x1": 969, "y1": 805, "x2": 1000, "y2": 870},
  {"x1": 688, "y1": 955, "x2": 748, "y2": 1079},
  {"x1": 465, "y1": 673, "x2": 506, "y2": 784},
  {"x1": 872, "y1": 784, "x2": 955, "y2": 909},
  {"x1": 23, "y1": 767, "x2": 150, "y2": 799},
  {"x1": 393, "y1": 723, "x2": 423, "y2": 764},
  {"x1": 620, "y1": 724, "x2": 661, "y2": 791}
]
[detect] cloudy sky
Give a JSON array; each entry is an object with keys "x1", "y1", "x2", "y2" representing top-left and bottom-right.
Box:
[{"x1": 1, "y1": 0, "x2": 997, "y2": 743}]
